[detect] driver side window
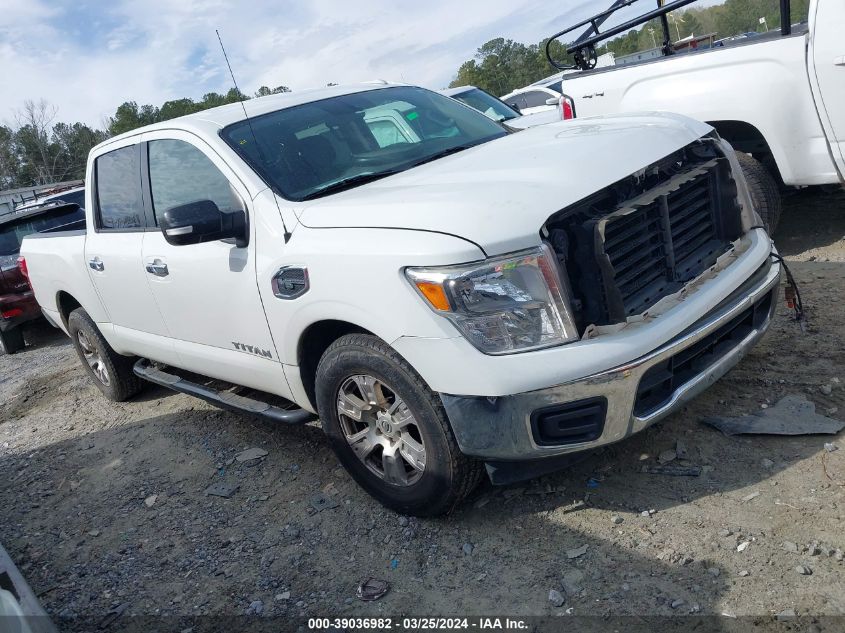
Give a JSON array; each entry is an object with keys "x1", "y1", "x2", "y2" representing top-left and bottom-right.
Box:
[{"x1": 148, "y1": 139, "x2": 241, "y2": 225}]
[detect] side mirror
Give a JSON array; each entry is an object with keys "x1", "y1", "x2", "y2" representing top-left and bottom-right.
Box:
[
  {"x1": 508, "y1": 102, "x2": 521, "y2": 114},
  {"x1": 159, "y1": 199, "x2": 247, "y2": 247},
  {"x1": 545, "y1": 97, "x2": 559, "y2": 106}
]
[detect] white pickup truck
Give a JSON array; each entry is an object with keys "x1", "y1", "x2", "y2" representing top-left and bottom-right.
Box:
[
  {"x1": 21, "y1": 83, "x2": 781, "y2": 515},
  {"x1": 544, "y1": 0, "x2": 845, "y2": 233}
]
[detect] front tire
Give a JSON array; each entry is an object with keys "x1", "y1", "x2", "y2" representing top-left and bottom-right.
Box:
[
  {"x1": 67, "y1": 308, "x2": 143, "y2": 401},
  {"x1": 737, "y1": 152, "x2": 782, "y2": 234},
  {"x1": 0, "y1": 326, "x2": 25, "y2": 354},
  {"x1": 315, "y1": 334, "x2": 483, "y2": 516}
]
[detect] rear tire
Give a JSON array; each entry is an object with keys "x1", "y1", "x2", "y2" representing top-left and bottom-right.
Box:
[
  {"x1": 315, "y1": 334, "x2": 483, "y2": 516},
  {"x1": 737, "y1": 152, "x2": 782, "y2": 234},
  {"x1": 67, "y1": 308, "x2": 144, "y2": 401},
  {"x1": 0, "y1": 326, "x2": 25, "y2": 354}
]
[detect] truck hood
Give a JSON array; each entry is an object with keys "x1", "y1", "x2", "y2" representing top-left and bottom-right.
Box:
[{"x1": 297, "y1": 112, "x2": 712, "y2": 256}]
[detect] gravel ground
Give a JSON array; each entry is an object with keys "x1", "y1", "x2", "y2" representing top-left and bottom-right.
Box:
[{"x1": 1, "y1": 188, "x2": 844, "y2": 631}]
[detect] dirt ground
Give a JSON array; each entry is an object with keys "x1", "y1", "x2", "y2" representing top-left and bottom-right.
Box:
[{"x1": 1, "y1": 188, "x2": 844, "y2": 631}]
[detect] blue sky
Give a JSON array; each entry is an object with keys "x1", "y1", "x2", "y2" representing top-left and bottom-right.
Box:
[{"x1": 1, "y1": 0, "x2": 725, "y2": 127}]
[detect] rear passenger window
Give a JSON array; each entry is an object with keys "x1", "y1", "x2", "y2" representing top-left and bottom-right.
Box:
[
  {"x1": 506, "y1": 94, "x2": 527, "y2": 110},
  {"x1": 148, "y1": 140, "x2": 241, "y2": 224},
  {"x1": 95, "y1": 146, "x2": 144, "y2": 229},
  {"x1": 522, "y1": 91, "x2": 553, "y2": 108}
]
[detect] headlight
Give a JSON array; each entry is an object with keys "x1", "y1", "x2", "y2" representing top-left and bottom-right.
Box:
[{"x1": 406, "y1": 244, "x2": 578, "y2": 355}]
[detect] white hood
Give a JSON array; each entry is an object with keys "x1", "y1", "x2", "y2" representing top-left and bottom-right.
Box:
[{"x1": 298, "y1": 112, "x2": 712, "y2": 256}]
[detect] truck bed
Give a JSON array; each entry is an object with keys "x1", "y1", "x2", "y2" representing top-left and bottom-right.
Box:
[
  {"x1": 558, "y1": 24, "x2": 836, "y2": 187},
  {"x1": 20, "y1": 228, "x2": 107, "y2": 334},
  {"x1": 567, "y1": 24, "x2": 808, "y2": 82}
]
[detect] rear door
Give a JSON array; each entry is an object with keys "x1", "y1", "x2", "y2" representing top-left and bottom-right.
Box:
[
  {"x1": 140, "y1": 132, "x2": 289, "y2": 396},
  {"x1": 84, "y1": 141, "x2": 174, "y2": 361},
  {"x1": 809, "y1": 0, "x2": 845, "y2": 176}
]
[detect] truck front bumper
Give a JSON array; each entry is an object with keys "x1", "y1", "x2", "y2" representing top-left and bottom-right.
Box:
[{"x1": 440, "y1": 257, "x2": 781, "y2": 478}]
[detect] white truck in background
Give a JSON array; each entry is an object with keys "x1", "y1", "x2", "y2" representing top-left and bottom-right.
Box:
[
  {"x1": 21, "y1": 83, "x2": 781, "y2": 516},
  {"x1": 543, "y1": 0, "x2": 845, "y2": 232}
]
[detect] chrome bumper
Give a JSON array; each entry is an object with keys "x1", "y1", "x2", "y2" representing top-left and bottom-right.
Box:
[{"x1": 441, "y1": 258, "x2": 781, "y2": 461}]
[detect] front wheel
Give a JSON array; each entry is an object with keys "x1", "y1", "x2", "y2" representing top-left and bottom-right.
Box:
[
  {"x1": 737, "y1": 152, "x2": 782, "y2": 234},
  {"x1": 315, "y1": 334, "x2": 483, "y2": 516},
  {"x1": 67, "y1": 308, "x2": 144, "y2": 401}
]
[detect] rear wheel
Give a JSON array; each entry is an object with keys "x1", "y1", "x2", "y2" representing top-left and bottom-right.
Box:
[
  {"x1": 0, "y1": 326, "x2": 25, "y2": 354},
  {"x1": 67, "y1": 308, "x2": 143, "y2": 401},
  {"x1": 737, "y1": 152, "x2": 782, "y2": 234},
  {"x1": 315, "y1": 334, "x2": 483, "y2": 516}
]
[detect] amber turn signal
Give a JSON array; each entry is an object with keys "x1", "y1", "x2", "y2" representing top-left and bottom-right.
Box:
[{"x1": 414, "y1": 281, "x2": 451, "y2": 311}]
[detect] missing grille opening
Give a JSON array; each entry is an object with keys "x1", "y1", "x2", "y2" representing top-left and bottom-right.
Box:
[{"x1": 545, "y1": 139, "x2": 743, "y2": 331}]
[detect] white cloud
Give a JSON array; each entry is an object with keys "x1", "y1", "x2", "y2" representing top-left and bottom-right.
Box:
[{"x1": 1, "y1": 0, "x2": 657, "y2": 127}]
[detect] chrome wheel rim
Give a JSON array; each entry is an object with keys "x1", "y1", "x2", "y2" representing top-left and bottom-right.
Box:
[
  {"x1": 336, "y1": 374, "x2": 426, "y2": 486},
  {"x1": 77, "y1": 331, "x2": 110, "y2": 386}
]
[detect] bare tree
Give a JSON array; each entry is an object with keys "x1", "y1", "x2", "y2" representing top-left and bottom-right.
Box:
[{"x1": 14, "y1": 99, "x2": 63, "y2": 185}]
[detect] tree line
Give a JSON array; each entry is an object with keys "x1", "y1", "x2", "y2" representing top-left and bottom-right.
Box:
[
  {"x1": 0, "y1": 85, "x2": 289, "y2": 191},
  {"x1": 1, "y1": 0, "x2": 812, "y2": 191},
  {"x1": 449, "y1": 0, "x2": 811, "y2": 95}
]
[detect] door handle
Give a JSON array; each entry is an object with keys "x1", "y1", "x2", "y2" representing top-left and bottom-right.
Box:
[
  {"x1": 835, "y1": 55, "x2": 845, "y2": 66},
  {"x1": 145, "y1": 260, "x2": 169, "y2": 277},
  {"x1": 88, "y1": 258, "x2": 104, "y2": 272}
]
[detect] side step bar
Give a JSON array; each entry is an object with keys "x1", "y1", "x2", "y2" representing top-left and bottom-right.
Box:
[{"x1": 133, "y1": 358, "x2": 317, "y2": 425}]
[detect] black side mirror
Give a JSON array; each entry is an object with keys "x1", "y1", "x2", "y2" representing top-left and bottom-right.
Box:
[{"x1": 159, "y1": 200, "x2": 247, "y2": 247}]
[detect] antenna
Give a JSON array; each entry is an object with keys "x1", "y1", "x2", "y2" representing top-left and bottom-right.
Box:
[{"x1": 216, "y1": 29, "x2": 292, "y2": 243}]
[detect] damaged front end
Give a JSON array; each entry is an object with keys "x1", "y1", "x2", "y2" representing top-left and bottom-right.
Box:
[
  {"x1": 438, "y1": 135, "x2": 781, "y2": 481},
  {"x1": 543, "y1": 136, "x2": 759, "y2": 336}
]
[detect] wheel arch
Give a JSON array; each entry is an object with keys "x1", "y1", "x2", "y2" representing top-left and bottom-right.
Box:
[
  {"x1": 297, "y1": 319, "x2": 374, "y2": 411},
  {"x1": 707, "y1": 120, "x2": 783, "y2": 185},
  {"x1": 55, "y1": 291, "x2": 83, "y2": 329}
]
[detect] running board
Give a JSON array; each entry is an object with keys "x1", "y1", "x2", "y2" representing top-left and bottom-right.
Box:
[{"x1": 133, "y1": 358, "x2": 317, "y2": 425}]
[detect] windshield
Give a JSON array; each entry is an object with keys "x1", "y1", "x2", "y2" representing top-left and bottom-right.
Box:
[
  {"x1": 47, "y1": 189, "x2": 86, "y2": 208},
  {"x1": 0, "y1": 206, "x2": 85, "y2": 256},
  {"x1": 452, "y1": 88, "x2": 521, "y2": 122},
  {"x1": 221, "y1": 86, "x2": 508, "y2": 201}
]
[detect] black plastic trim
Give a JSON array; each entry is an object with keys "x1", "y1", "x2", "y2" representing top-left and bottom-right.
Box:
[
  {"x1": 139, "y1": 141, "x2": 157, "y2": 228},
  {"x1": 530, "y1": 396, "x2": 607, "y2": 447},
  {"x1": 485, "y1": 451, "x2": 593, "y2": 485},
  {"x1": 634, "y1": 288, "x2": 774, "y2": 417},
  {"x1": 133, "y1": 359, "x2": 316, "y2": 425}
]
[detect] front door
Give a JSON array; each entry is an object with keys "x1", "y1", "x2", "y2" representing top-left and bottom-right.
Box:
[
  {"x1": 140, "y1": 133, "x2": 290, "y2": 397},
  {"x1": 810, "y1": 0, "x2": 845, "y2": 175},
  {"x1": 84, "y1": 142, "x2": 173, "y2": 361}
]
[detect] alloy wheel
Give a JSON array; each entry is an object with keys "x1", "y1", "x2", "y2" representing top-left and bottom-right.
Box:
[
  {"x1": 336, "y1": 374, "x2": 426, "y2": 486},
  {"x1": 77, "y1": 330, "x2": 110, "y2": 386}
]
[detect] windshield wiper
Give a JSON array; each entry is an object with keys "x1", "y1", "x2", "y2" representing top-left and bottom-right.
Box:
[
  {"x1": 300, "y1": 170, "x2": 402, "y2": 200},
  {"x1": 300, "y1": 144, "x2": 479, "y2": 200},
  {"x1": 409, "y1": 144, "x2": 476, "y2": 169}
]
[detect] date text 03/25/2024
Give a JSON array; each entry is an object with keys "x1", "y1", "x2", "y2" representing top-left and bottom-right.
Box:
[{"x1": 307, "y1": 617, "x2": 529, "y2": 630}]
